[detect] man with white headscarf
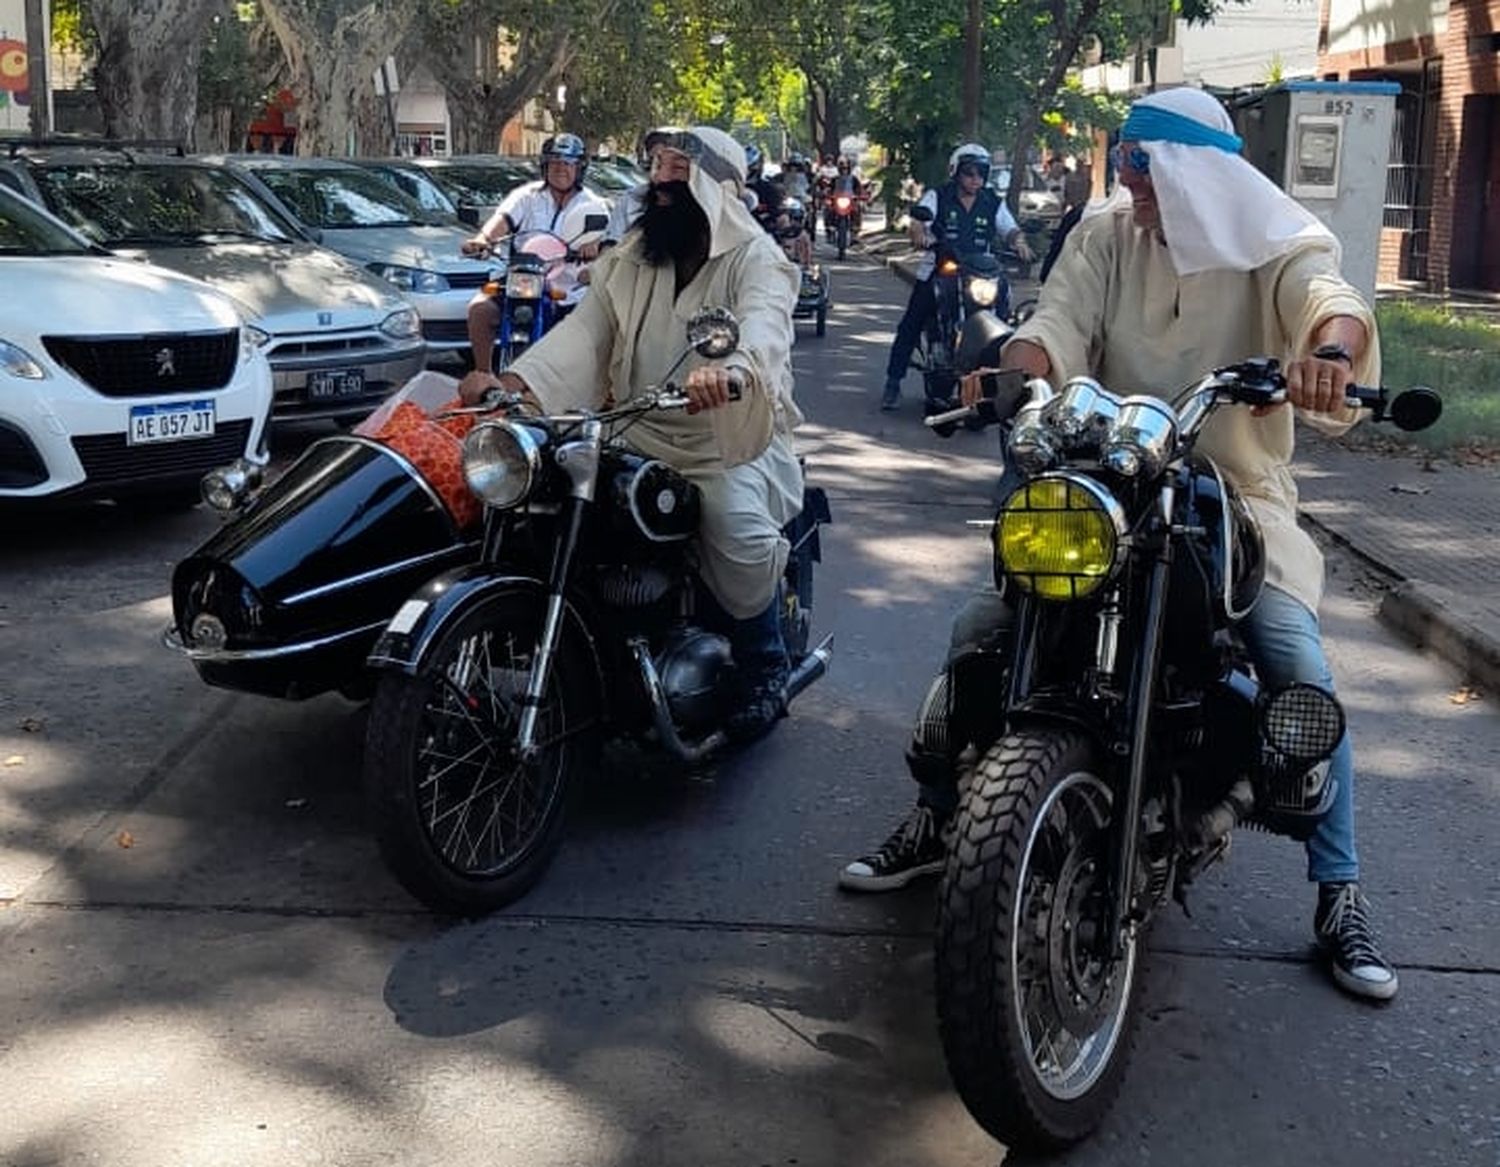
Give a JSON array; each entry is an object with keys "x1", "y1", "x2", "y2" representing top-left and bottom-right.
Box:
[
  {"x1": 457, "y1": 126, "x2": 804, "y2": 743},
  {"x1": 839, "y1": 88, "x2": 1397, "y2": 1003}
]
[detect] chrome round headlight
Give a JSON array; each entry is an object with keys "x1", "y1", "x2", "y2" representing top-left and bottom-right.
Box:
[
  {"x1": 506, "y1": 270, "x2": 545, "y2": 299},
  {"x1": 1101, "y1": 396, "x2": 1179, "y2": 478},
  {"x1": 462, "y1": 421, "x2": 543, "y2": 510},
  {"x1": 966, "y1": 275, "x2": 1000, "y2": 307},
  {"x1": 995, "y1": 473, "x2": 1127, "y2": 601}
]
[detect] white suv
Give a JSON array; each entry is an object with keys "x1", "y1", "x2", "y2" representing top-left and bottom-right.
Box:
[{"x1": 0, "y1": 187, "x2": 273, "y2": 506}]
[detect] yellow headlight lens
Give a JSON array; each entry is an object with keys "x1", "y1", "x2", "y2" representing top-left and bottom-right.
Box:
[{"x1": 996, "y1": 476, "x2": 1123, "y2": 600}]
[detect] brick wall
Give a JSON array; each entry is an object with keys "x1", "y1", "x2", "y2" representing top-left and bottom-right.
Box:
[
  {"x1": 1318, "y1": 0, "x2": 1500, "y2": 291},
  {"x1": 1379, "y1": 227, "x2": 1411, "y2": 284},
  {"x1": 1429, "y1": 1, "x2": 1500, "y2": 291}
]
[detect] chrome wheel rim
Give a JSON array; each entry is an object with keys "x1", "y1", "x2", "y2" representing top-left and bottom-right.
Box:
[
  {"x1": 1010, "y1": 770, "x2": 1136, "y2": 1101},
  {"x1": 415, "y1": 624, "x2": 565, "y2": 878}
]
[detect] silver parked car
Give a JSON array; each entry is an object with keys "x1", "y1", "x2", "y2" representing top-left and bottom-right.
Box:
[
  {"x1": 0, "y1": 146, "x2": 426, "y2": 423},
  {"x1": 220, "y1": 156, "x2": 496, "y2": 360}
]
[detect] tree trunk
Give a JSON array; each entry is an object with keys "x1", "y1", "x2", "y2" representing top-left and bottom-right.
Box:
[
  {"x1": 259, "y1": 0, "x2": 420, "y2": 157},
  {"x1": 89, "y1": 0, "x2": 214, "y2": 144},
  {"x1": 416, "y1": 15, "x2": 573, "y2": 156},
  {"x1": 1007, "y1": 0, "x2": 1102, "y2": 211}
]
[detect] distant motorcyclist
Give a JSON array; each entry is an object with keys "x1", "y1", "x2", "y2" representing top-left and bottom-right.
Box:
[
  {"x1": 462, "y1": 133, "x2": 608, "y2": 375},
  {"x1": 879, "y1": 143, "x2": 1031, "y2": 411},
  {"x1": 744, "y1": 144, "x2": 785, "y2": 233},
  {"x1": 781, "y1": 153, "x2": 812, "y2": 202},
  {"x1": 826, "y1": 157, "x2": 866, "y2": 235}
]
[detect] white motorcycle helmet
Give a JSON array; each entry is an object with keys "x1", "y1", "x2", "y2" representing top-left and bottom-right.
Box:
[{"x1": 948, "y1": 143, "x2": 991, "y2": 182}]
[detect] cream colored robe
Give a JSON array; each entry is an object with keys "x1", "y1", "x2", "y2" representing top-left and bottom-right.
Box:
[
  {"x1": 1009, "y1": 208, "x2": 1380, "y2": 614},
  {"x1": 506, "y1": 228, "x2": 804, "y2": 619}
]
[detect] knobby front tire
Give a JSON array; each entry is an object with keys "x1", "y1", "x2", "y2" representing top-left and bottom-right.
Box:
[{"x1": 936, "y1": 729, "x2": 1141, "y2": 1152}]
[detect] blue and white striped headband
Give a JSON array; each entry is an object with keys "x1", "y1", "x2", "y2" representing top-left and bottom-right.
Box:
[{"x1": 1120, "y1": 104, "x2": 1243, "y2": 154}]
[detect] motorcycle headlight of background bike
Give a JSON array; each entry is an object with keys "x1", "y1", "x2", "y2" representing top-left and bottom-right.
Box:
[
  {"x1": 462, "y1": 421, "x2": 545, "y2": 510},
  {"x1": 965, "y1": 274, "x2": 1000, "y2": 307},
  {"x1": 505, "y1": 270, "x2": 545, "y2": 300},
  {"x1": 994, "y1": 473, "x2": 1127, "y2": 601}
]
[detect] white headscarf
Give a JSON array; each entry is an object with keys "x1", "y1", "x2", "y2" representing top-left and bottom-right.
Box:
[
  {"x1": 1087, "y1": 87, "x2": 1338, "y2": 276},
  {"x1": 646, "y1": 124, "x2": 766, "y2": 261}
]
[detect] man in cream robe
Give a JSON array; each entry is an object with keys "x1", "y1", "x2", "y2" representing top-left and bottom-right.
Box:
[
  {"x1": 459, "y1": 126, "x2": 804, "y2": 742},
  {"x1": 840, "y1": 88, "x2": 1399, "y2": 1003}
]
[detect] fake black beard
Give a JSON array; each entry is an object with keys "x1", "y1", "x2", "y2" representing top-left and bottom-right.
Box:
[{"x1": 639, "y1": 181, "x2": 710, "y2": 266}]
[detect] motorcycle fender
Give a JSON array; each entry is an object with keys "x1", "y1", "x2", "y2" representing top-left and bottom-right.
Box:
[{"x1": 365, "y1": 567, "x2": 603, "y2": 698}]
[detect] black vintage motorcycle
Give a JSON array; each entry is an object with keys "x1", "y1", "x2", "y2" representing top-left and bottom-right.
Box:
[
  {"x1": 167, "y1": 309, "x2": 832, "y2": 916},
  {"x1": 921, "y1": 360, "x2": 1441, "y2": 1151},
  {"x1": 908, "y1": 204, "x2": 1011, "y2": 423}
]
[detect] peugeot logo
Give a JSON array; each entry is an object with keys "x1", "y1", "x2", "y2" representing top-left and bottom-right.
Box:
[
  {"x1": 155, "y1": 347, "x2": 176, "y2": 377},
  {"x1": 318, "y1": 311, "x2": 334, "y2": 327}
]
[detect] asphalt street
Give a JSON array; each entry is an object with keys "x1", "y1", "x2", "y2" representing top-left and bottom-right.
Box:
[{"x1": 1, "y1": 243, "x2": 1497, "y2": 1167}]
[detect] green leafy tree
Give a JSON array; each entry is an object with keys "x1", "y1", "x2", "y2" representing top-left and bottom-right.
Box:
[
  {"x1": 197, "y1": 2, "x2": 283, "y2": 151},
  {"x1": 410, "y1": 0, "x2": 587, "y2": 156}
]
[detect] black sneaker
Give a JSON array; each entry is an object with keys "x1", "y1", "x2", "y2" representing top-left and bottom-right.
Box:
[
  {"x1": 880, "y1": 379, "x2": 901, "y2": 411},
  {"x1": 1315, "y1": 882, "x2": 1399, "y2": 1002},
  {"x1": 839, "y1": 804, "x2": 948, "y2": 892}
]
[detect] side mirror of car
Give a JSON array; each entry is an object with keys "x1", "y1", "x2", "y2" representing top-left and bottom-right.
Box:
[{"x1": 457, "y1": 206, "x2": 481, "y2": 227}]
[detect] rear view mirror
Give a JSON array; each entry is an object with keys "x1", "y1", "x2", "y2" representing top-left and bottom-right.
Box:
[
  {"x1": 1389, "y1": 387, "x2": 1443, "y2": 432},
  {"x1": 687, "y1": 306, "x2": 740, "y2": 358},
  {"x1": 457, "y1": 206, "x2": 480, "y2": 227}
]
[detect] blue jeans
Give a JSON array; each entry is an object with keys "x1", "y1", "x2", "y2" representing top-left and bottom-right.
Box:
[{"x1": 1238, "y1": 584, "x2": 1359, "y2": 885}]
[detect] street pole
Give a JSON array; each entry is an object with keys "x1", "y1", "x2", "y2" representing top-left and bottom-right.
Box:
[
  {"x1": 962, "y1": 0, "x2": 982, "y2": 140},
  {"x1": 23, "y1": 0, "x2": 50, "y2": 138}
]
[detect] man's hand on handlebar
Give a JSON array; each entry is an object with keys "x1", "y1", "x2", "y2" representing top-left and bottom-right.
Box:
[
  {"x1": 683, "y1": 366, "x2": 743, "y2": 414},
  {"x1": 458, "y1": 369, "x2": 539, "y2": 411},
  {"x1": 461, "y1": 236, "x2": 491, "y2": 258}
]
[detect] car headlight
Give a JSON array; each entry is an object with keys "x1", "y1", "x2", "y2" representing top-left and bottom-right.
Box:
[
  {"x1": 369, "y1": 264, "x2": 450, "y2": 294},
  {"x1": 966, "y1": 276, "x2": 1000, "y2": 307},
  {"x1": 380, "y1": 308, "x2": 422, "y2": 340},
  {"x1": 240, "y1": 324, "x2": 271, "y2": 362},
  {"x1": 462, "y1": 420, "x2": 544, "y2": 510},
  {"x1": 0, "y1": 339, "x2": 47, "y2": 379},
  {"x1": 995, "y1": 473, "x2": 1126, "y2": 601},
  {"x1": 506, "y1": 270, "x2": 544, "y2": 300}
]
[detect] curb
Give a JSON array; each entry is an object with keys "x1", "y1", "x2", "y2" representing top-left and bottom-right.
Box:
[{"x1": 868, "y1": 255, "x2": 1500, "y2": 690}]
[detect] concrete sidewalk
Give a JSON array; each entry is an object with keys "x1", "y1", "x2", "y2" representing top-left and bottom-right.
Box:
[{"x1": 860, "y1": 228, "x2": 1500, "y2": 691}]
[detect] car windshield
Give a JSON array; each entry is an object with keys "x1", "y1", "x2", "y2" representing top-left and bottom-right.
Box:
[
  {"x1": 253, "y1": 166, "x2": 431, "y2": 228},
  {"x1": 372, "y1": 167, "x2": 457, "y2": 217},
  {"x1": 30, "y1": 163, "x2": 301, "y2": 247},
  {"x1": 423, "y1": 163, "x2": 534, "y2": 206},
  {"x1": 0, "y1": 188, "x2": 93, "y2": 255},
  {"x1": 584, "y1": 165, "x2": 633, "y2": 194}
]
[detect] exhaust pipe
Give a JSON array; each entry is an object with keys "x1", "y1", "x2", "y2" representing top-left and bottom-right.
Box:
[{"x1": 784, "y1": 634, "x2": 834, "y2": 704}]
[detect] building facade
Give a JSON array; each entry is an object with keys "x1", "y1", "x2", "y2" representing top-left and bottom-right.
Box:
[{"x1": 1318, "y1": 0, "x2": 1500, "y2": 291}]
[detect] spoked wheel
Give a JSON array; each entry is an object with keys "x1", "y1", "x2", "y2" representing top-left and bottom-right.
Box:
[
  {"x1": 937, "y1": 730, "x2": 1140, "y2": 1152},
  {"x1": 364, "y1": 591, "x2": 597, "y2": 915}
]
